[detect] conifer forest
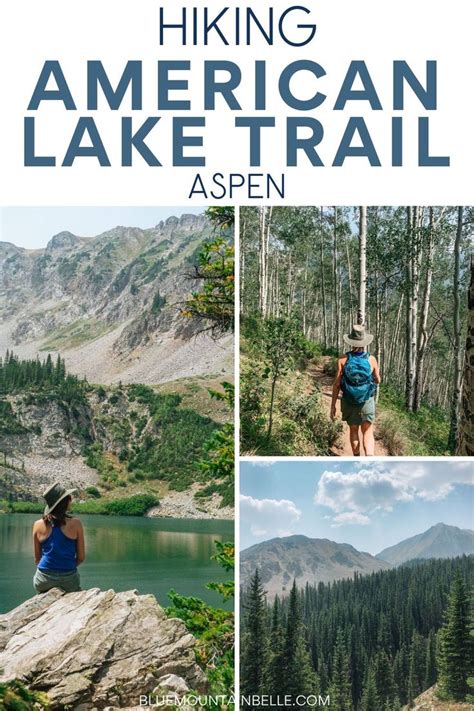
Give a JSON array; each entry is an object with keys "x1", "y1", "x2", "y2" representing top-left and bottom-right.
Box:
[
  {"x1": 240, "y1": 556, "x2": 474, "y2": 710},
  {"x1": 240, "y1": 206, "x2": 473, "y2": 456}
]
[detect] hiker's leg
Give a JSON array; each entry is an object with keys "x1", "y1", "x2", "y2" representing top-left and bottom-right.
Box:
[
  {"x1": 361, "y1": 421, "x2": 375, "y2": 456},
  {"x1": 349, "y1": 425, "x2": 361, "y2": 456}
]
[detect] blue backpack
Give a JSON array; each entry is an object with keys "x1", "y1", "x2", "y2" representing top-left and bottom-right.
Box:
[{"x1": 341, "y1": 352, "x2": 375, "y2": 405}]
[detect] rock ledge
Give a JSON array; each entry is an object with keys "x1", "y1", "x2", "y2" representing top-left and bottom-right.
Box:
[{"x1": 0, "y1": 588, "x2": 207, "y2": 710}]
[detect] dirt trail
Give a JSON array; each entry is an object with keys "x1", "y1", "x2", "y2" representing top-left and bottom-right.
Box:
[{"x1": 310, "y1": 357, "x2": 389, "y2": 457}]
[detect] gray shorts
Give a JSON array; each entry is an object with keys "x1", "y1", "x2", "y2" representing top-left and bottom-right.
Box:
[
  {"x1": 341, "y1": 396, "x2": 376, "y2": 426},
  {"x1": 34, "y1": 568, "x2": 81, "y2": 594}
]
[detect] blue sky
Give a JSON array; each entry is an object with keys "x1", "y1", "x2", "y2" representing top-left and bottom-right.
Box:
[
  {"x1": 0, "y1": 207, "x2": 205, "y2": 249},
  {"x1": 240, "y1": 460, "x2": 474, "y2": 554}
]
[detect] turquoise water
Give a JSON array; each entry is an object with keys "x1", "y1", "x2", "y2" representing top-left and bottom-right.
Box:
[{"x1": 0, "y1": 514, "x2": 234, "y2": 613}]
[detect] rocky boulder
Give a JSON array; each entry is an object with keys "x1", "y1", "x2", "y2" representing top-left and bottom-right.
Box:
[{"x1": 0, "y1": 588, "x2": 207, "y2": 710}]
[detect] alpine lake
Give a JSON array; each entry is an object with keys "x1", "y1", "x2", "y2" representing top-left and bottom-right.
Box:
[{"x1": 0, "y1": 513, "x2": 234, "y2": 613}]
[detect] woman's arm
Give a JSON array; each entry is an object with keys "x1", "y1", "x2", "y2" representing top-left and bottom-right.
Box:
[
  {"x1": 75, "y1": 520, "x2": 86, "y2": 565},
  {"x1": 330, "y1": 358, "x2": 344, "y2": 420},
  {"x1": 371, "y1": 356, "x2": 381, "y2": 384},
  {"x1": 32, "y1": 521, "x2": 42, "y2": 565}
]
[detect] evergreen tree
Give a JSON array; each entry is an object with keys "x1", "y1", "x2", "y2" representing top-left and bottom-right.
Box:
[
  {"x1": 360, "y1": 667, "x2": 381, "y2": 711},
  {"x1": 373, "y1": 649, "x2": 396, "y2": 706},
  {"x1": 266, "y1": 596, "x2": 286, "y2": 696},
  {"x1": 423, "y1": 629, "x2": 437, "y2": 689},
  {"x1": 284, "y1": 581, "x2": 318, "y2": 699},
  {"x1": 437, "y1": 573, "x2": 471, "y2": 700},
  {"x1": 241, "y1": 569, "x2": 268, "y2": 699},
  {"x1": 466, "y1": 588, "x2": 474, "y2": 703},
  {"x1": 240, "y1": 556, "x2": 474, "y2": 710},
  {"x1": 407, "y1": 631, "x2": 426, "y2": 705},
  {"x1": 328, "y1": 628, "x2": 352, "y2": 711}
]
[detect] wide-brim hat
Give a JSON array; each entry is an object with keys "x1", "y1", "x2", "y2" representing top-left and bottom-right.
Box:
[
  {"x1": 343, "y1": 324, "x2": 374, "y2": 347},
  {"x1": 43, "y1": 481, "x2": 77, "y2": 515}
]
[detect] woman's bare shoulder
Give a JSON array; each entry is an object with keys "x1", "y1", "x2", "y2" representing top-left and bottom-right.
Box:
[
  {"x1": 68, "y1": 517, "x2": 83, "y2": 530},
  {"x1": 33, "y1": 518, "x2": 47, "y2": 531}
]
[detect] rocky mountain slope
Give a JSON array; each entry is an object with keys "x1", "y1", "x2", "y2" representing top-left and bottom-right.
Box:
[
  {"x1": 0, "y1": 587, "x2": 206, "y2": 710},
  {"x1": 240, "y1": 534, "x2": 391, "y2": 598},
  {"x1": 0, "y1": 371, "x2": 233, "y2": 517},
  {"x1": 377, "y1": 523, "x2": 474, "y2": 565},
  {"x1": 0, "y1": 213, "x2": 232, "y2": 384},
  {"x1": 402, "y1": 685, "x2": 472, "y2": 710}
]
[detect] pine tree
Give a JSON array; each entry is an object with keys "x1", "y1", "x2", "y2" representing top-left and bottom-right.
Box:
[
  {"x1": 266, "y1": 597, "x2": 286, "y2": 696},
  {"x1": 437, "y1": 573, "x2": 471, "y2": 701},
  {"x1": 373, "y1": 649, "x2": 396, "y2": 706},
  {"x1": 466, "y1": 588, "x2": 474, "y2": 703},
  {"x1": 328, "y1": 628, "x2": 352, "y2": 710},
  {"x1": 407, "y1": 630, "x2": 427, "y2": 705},
  {"x1": 360, "y1": 667, "x2": 381, "y2": 711},
  {"x1": 284, "y1": 581, "x2": 318, "y2": 698},
  {"x1": 423, "y1": 629, "x2": 437, "y2": 689},
  {"x1": 241, "y1": 569, "x2": 268, "y2": 699}
]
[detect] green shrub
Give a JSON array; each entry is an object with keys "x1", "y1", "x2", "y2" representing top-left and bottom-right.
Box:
[
  {"x1": 0, "y1": 678, "x2": 49, "y2": 709},
  {"x1": 378, "y1": 386, "x2": 451, "y2": 455},
  {"x1": 104, "y1": 494, "x2": 159, "y2": 516},
  {"x1": 323, "y1": 356, "x2": 338, "y2": 377},
  {"x1": 85, "y1": 486, "x2": 101, "y2": 498}
]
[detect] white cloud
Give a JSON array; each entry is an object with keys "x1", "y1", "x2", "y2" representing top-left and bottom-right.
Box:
[
  {"x1": 240, "y1": 494, "x2": 301, "y2": 539},
  {"x1": 332, "y1": 512, "x2": 371, "y2": 527},
  {"x1": 315, "y1": 461, "x2": 473, "y2": 525}
]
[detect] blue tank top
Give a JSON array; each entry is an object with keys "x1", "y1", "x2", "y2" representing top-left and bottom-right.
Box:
[{"x1": 38, "y1": 523, "x2": 77, "y2": 572}]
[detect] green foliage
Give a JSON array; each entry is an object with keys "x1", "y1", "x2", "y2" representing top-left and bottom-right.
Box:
[
  {"x1": 181, "y1": 237, "x2": 234, "y2": 335},
  {"x1": 0, "y1": 495, "x2": 158, "y2": 516},
  {"x1": 0, "y1": 500, "x2": 43, "y2": 513},
  {"x1": 241, "y1": 569, "x2": 268, "y2": 698},
  {"x1": 323, "y1": 356, "x2": 338, "y2": 377},
  {"x1": 166, "y1": 541, "x2": 234, "y2": 701},
  {"x1": 102, "y1": 494, "x2": 159, "y2": 516},
  {"x1": 241, "y1": 316, "x2": 340, "y2": 454},
  {"x1": 205, "y1": 206, "x2": 234, "y2": 231},
  {"x1": 260, "y1": 316, "x2": 315, "y2": 438},
  {"x1": 0, "y1": 352, "x2": 88, "y2": 406},
  {"x1": 0, "y1": 399, "x2": 28, "y2": 435},
  {"x1": 437, "y1": 573, "x2": 472, "y2": 701},
  {"x1": 125, "y1": 385, "x2": 218, "y2": 491},
  {"x1": 241, "y1": 576, "x2": 319, "y2": 705},
  {"x1": 85, "y1": 486, "x2": 101, "y2": 498},
  {"x1": 241, "y1": 555, "x2": 474, "y2": 708},
  {"x1": 196, "y1": 383, "x2": 234, "y2": 507},
  {"x1": 378, "y1": 386, "x2": 451, "y2": 455},
  {"x1": 207, "y1": 541, "x2": 234, "y2": 601},
  {"x1": 0, "y1": 678, "x2": 49, "y2": 710}
]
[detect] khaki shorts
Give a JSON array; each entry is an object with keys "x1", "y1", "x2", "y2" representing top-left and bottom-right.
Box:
[
  {"x1": 341, "y1": 396, "x2": 375, "y2": 426},
  {"x1": 34, "y1": 568, "x2": 81, "y2": 594}
]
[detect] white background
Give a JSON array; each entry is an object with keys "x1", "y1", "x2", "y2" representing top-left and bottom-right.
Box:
[{"x1": 0, "y1": 0, "x2": 473, "y2": 205}]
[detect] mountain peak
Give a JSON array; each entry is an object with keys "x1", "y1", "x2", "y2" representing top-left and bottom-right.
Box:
[
  {"x1": 241, "y1": 535, "x2": 390, "y2": 599},
  {"x1": 377, "y1": 523, "x2": 474, "y2": 565},
  {"x1": 46, "y1": 231, "x2": 80, "y2": 252}
]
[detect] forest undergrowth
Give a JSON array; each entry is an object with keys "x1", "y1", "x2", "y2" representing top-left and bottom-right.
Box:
[{"x1": 240, "y1": 317, "x2": 451, "y2": 457}]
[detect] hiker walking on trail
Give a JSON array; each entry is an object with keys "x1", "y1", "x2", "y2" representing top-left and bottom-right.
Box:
[
  {"x1": 32, "y1": 482, "x2": 85, "y2": 594},
  {"x1": 330, "y1": 324, "x2": 381, "y2": 456}
]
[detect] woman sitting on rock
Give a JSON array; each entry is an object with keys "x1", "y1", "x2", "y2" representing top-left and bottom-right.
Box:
[{"x1": 32, "y1": 482, "x2": 85, "y2": 593}]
